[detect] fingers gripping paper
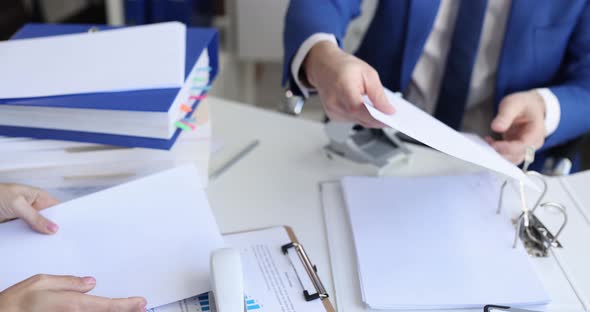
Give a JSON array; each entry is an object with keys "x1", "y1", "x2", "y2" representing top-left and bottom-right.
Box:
[
  {"x1": 0, "y1": 165, "x2": 223, "y2": 309},
  {"x1": 363, "y1": 89, "x2": 537, "y2": 189}
]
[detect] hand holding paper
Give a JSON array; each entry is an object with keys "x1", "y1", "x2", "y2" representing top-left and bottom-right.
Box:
[
  {"x1": 0, "y1": 183, "x2": 60, "y2": 234},
  {"x1": 0, "y1": 275, "x2": 147, "y2": 312},
  {"x1": 363, "y1": 88, "x2": 537, "y2": 189},
  {"x1": 303, "y1": 41, "x2": 394, "y2": 127},
  {"x1": 0, "y1": 165, "x2": 223, "y2": 309}
]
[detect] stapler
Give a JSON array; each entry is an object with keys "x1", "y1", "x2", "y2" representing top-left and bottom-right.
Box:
[
  {"x1": 324, "y1": 121, "x2": 411, "y2": 171},
  {"x1": 210, "y1": 248, "x2": 244, "y2": 312}
]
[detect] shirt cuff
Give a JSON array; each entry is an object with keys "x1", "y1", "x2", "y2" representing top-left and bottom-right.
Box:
[
  {"x1": 290, "y1": 33, "x2": 338, "y2": 98},
  {"x1": 535, "y1": 88, "x2": 561, "y2": 137}
]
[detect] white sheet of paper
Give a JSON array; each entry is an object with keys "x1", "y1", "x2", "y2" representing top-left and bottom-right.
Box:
[
  {"x1": 341, "y1": 173, "x2": 549, "y2": 310},
  {"x1": 0, "y1": 165, "x2": 223, "y2": 309},
  {"x1": 0, "y1": 22, "x2": 185, "y2": 99},
  {"x1": 363, "y1": 89, "x2": 537, "y2": 189}
]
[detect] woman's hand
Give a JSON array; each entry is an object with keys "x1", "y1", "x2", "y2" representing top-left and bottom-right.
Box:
[
  {"x1": 0, "y1": 183, "x2": 60, "y2": 234},
  {"x1": 0, "y1": 274, "x2": 147, "y2": 312}
]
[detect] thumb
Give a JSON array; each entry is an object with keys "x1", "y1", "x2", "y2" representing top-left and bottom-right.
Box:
[
  {"x1": 12, "y1": 196, "x2": 59, "y2": 234},
  {"x1": 492, "y1": 97, "x2": 525, "y2": 133},
  {"x1": 364, "y1": 68, "x2": 395, "y2": 114}
]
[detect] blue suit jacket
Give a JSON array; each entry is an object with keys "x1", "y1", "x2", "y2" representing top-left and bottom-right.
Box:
[{"x1": 283, "y1": 0, "x2": 590, "y2": 152}]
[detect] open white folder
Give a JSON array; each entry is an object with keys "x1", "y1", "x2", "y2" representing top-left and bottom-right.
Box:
[
  {"x1": 341, "y1": 173, "x2": 549, "y2": 310},
  {"x1": 0, "y1": 165, "x2": 223, "y2": 309}
]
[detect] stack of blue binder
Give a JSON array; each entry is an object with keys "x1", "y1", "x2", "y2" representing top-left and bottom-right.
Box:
[{"x1": 0, "y1": 23, "x2": 218, "y2": 150}]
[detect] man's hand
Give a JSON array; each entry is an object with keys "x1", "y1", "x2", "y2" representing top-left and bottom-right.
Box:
[
  {"x1": 486, "y1": 90, "x2": 547, "y2": 164},
  {"x1": 303, "y1": 41, "x2": 395, "y2": 127},
  {"x1": 0, "y1": 184, "x2": 60, "y2": 234},
  {"x1": 0, "y1": 274, "x2": 146, "y2": 312}
]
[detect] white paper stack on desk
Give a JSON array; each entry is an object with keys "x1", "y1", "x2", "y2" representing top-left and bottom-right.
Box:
[
  {"x1": 0, "y1": 102, "x2": 213, "y2": 202},
  {"x1": 340, "y1": 173, "x2": 550, "y2": 310}
]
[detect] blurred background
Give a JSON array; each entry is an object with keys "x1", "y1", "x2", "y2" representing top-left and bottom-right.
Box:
[
  {"x1": 0, "y1": 0, "x2": 379, "y2": 122},
  {"x1": 1, "y1": 0, "x2": 588, "y2": 167}
]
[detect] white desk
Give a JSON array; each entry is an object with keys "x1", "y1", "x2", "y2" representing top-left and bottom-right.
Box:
[
  {"x1": 206, "y1": 97, "x2": 491, "y2": 298},
  {"x1": 206, "y1": 96, "x2": 590, "y2": 311}
]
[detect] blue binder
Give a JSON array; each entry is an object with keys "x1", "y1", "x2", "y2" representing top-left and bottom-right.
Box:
[{"x1": 0, "y1": 23, "x2": 218, "y2": 150}]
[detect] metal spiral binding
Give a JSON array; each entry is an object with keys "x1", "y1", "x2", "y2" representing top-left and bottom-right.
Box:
[{"x1": 497, "y1": 146, "x2": 568, "y2": 257}]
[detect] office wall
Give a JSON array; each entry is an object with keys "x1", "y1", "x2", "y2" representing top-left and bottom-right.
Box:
[
  {"x1": 226, "y1": 0, "x2": 378, "y2": 113},
  {"x1": 232, "y1": 0, "x2": 377, "y2": 62}
]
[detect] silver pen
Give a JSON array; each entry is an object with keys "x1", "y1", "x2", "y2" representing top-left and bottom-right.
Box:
[{"x1": 209, "y1": 140, "x2": 260, "y2": 181}]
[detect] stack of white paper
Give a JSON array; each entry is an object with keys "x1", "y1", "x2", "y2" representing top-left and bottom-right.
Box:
[
  {"x1": 0, "y1": 22, "x2": 185, "y2": 99},
  {"x1": 0, "y1": 165, "x2": 223, "y2": 309},
  {"x1": 0, "y1": 103, "x2": 212, "y2": 201},
  {"x1": 341, "y1": 173, "x2": 549, "y2": 310}
]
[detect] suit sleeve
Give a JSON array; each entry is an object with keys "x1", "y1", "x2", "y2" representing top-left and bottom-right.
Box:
[
  {"x1": 282, "y1": 0, "x2": 363, "y2": 94},
  {"x1": 544, "y1": 2, "x2": 590, "y2": 149}
]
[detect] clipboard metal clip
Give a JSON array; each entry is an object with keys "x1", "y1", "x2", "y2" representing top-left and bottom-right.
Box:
[
  {"x1": 282, "y1": 242, "x2": 329, "y2": 302},
  {"x1": 497, "y1": 147, "x2": 568, "y2": 258}
]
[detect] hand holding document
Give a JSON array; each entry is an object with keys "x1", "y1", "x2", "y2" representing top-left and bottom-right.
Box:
[
  {"x1": 363, "y1": 89, "x2": 537, "y2": 189},
  {"x1": 0, "y1": 165, "x2": 223, "y2": 309}
]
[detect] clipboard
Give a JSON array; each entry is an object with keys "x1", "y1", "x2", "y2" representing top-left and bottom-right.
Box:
[
  {"x1": 282, "y1": 226, "x2": 335, "y2": 312},
  {"x1": 150, "y1": 226, "x2": 335, "y2": 312},
  {"x1": 225, "y1": 225, "x2": 335, "y2": 312}
]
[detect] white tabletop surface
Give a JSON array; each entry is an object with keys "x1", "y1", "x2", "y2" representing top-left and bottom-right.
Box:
[{"x1": 206, "y1": 96, "x2": 489, "y2": 300}]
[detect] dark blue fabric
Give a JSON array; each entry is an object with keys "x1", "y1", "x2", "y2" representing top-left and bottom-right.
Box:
[
  {"x1": 282, "y1": 0, "x2": 363, "y2": 93},
  {"x1": 434, "y1": 0, "x2": 488, "y2": 130}
]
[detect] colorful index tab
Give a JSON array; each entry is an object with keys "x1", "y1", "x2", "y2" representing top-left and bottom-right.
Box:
[
  {"x1": 175, "y1": 120, "x2": 192, "y2": 131},
  {"x1": 189, "y1": 94, "x2": 208, "y2": 101},
  {"x1": 195, "y1": 66, "x2": 212, "y2": 72},
  {"x1": 192, "y1": 77, "x2": 207, "y2": 83},
  {"x1": 180, "y1": 104, "x2": 192, "y2": 113},
  {"x1": 191, "y1": 85, "x2": 212, "y2": 91},
  {"x1": 180, "y1": 120, "x2": 196, "y2": 130}
]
